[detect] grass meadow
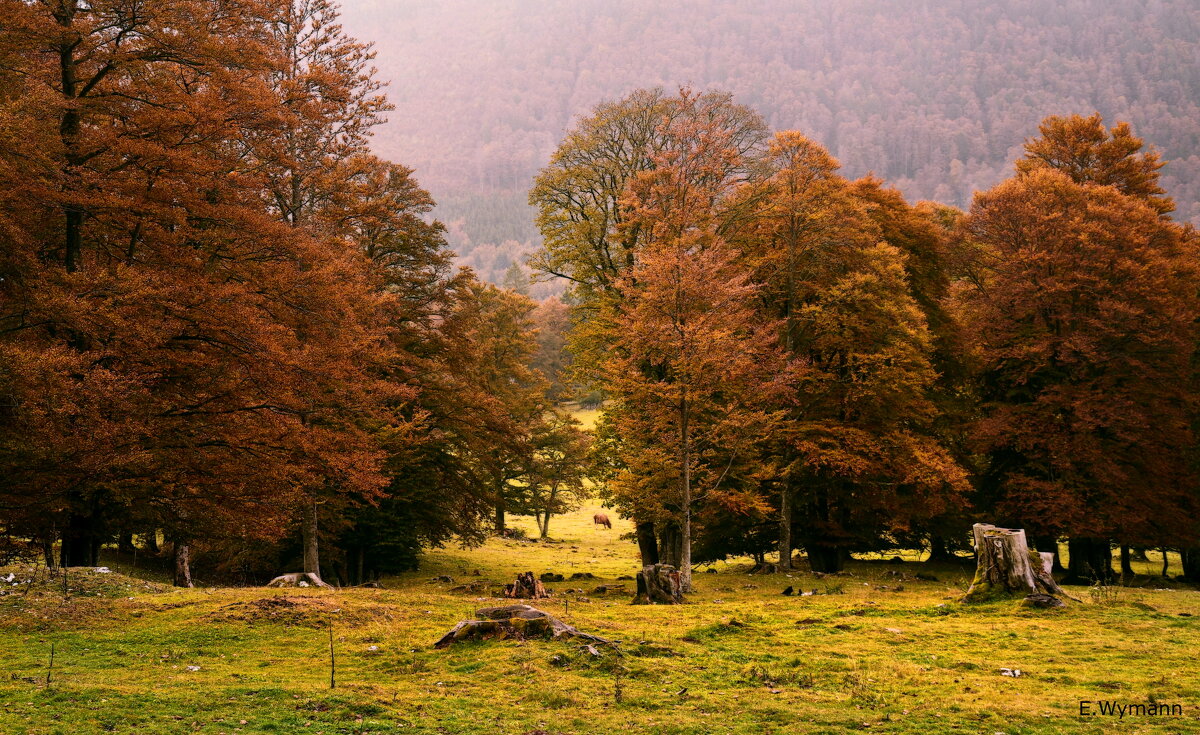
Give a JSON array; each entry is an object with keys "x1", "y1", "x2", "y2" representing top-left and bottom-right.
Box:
[{"x1": 1, "y1": 504, "x2": 1198, "y2": 734}]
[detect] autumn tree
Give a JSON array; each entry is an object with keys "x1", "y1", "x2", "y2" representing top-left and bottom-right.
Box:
[
  {"x1": 957, "y1": 165, "x2": 1199, "y2": 582},
  {"x1": 596, "y1": 91, "x2": 782, "y2": 591},
  {"x1": 530, "y1": 295, "x2": 573, "y2": 401},
  {"x1": 0, "y1": 0, "x2": 395, "y2": 584},
  {"x1": 246, "y1": 0, "x2": 394, "y2": 581},
  {"x1": 529, "y1": 87, "x2": 767, "y2": 305},
  {"x1": 530, "y1": 87, "x2": 768, "y2": 564},
  {"x1": 849, "y1": 179, "x2": 976, "y2": 560},
  {"x1": 730, "y1": 132, "x2": 968, "y2": 573},
  {"x1": 1015, "y1": 113, "x2": 1174, "y2": 216}
]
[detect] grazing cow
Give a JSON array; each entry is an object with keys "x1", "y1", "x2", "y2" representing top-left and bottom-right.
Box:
[{"x1": 593, "y1": 513, "x2": 612, "y2": 529}]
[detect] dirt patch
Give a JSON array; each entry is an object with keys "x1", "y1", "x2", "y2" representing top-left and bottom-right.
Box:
[{"x1": 209, "y1": 595, "x2": 396, "y2": 627}]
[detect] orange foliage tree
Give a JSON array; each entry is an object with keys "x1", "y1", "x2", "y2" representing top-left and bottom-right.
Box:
[
  {"x1": 0, "y1": 0, "x2": 390, "y2": 581},
  {"x1": 957, "y1": 145, "x2": 1199, "y2": 580},
  {"x1": 730, "y1": 133, "x2": 968, "y2": 573},
  {"x1": 596, "y1": 91, "x2": 784, "y2": 590}
]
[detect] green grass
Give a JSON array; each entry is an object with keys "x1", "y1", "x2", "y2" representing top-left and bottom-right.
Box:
[{"x1": 2, "y1": 504, "x2": 1198, "y2": 734}]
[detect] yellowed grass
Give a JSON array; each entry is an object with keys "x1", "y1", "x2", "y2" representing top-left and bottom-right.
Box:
[{"x1": 1, "y1": 504, "x2": 1198, "y2": 734}]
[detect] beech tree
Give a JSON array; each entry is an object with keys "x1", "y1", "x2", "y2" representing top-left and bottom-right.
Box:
[
  {"x1": 0, "y1": 0, "x2": 393, "y2": 583},
  {"x1": 530, "y1": 296, "x2": 573, "y2": 401},
  {"x1": 957, "y1": 164, "x2": 1199, "y2": 582},
  {"x1": 522, "y1": 411, "x2": 592, "y2": 539},
  {"x1": 598, "y1": 91, "x2": 782, "y2": 591},
  {"x1": 249, "y1": 0, "x2": 394, "y2": 581},
  {"x1": 332, "y1": 268, "x2": 551, "y2": 580},
  {"x1": 1015, "y1": 113, "x2": 1174, "y2": 216},
  {"x1": 729, "y1": 133, "x2": 968, "y2": 572},
  {"x1": 530, "y1": 87, "x2": 769, "y2": 564}
]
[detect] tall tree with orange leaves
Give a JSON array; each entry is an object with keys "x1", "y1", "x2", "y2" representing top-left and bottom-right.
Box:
[
  {"x1": 1015, "y1": 113, "x2": 1175, "y2": 216},
  {"x1": 958, "y1": 152, "x2": 1199, "y2": 581},
  {"x1": 728, "y1": 132, "x2": 968, "y2": 573},
  {"x1": 0, "y1": 0, "x2": 390, "y2": 582},
  {"x1": 597, "y1": 91, "x2": 783, "y2": 591}
]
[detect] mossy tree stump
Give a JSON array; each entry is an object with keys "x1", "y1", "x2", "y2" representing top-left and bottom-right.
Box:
[
  {"x1": 266, "y1": 572, "x2": 332, "y2": 589},
  {"x1": 963, "y1": 523, "x2": 1071, "y2": 603},
  {"x1": 433, "y1": 604, "x2": 615, "y2": 648},
  {"x1": 632, "y1": 564, "x2": 684, "y2": 604}
]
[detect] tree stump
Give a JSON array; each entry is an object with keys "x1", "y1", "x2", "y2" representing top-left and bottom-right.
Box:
[
  {"x1": 632, "y1": 564, "x2": 684, "y2": 604},
  {"x1": 504, "y1": 571, "x2": 550, "y2": 599},
  {"x1": 962, "y1": 524, "x2": 1072, "y2": 603},
  {"x1": 433, "y1": 604, "x2": 616, "y2": 648},
  {"x1": 266, "y1": 572, "x2": 332, "y2": 589}
]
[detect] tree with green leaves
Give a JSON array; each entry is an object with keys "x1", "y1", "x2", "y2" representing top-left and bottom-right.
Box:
[{"x1": 521, "y1": 411, "x2": 592, "y2": 539}]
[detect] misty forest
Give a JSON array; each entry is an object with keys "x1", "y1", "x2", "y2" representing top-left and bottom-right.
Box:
[{"x1": 1, "y1": 1, "x2": 1198, "y2": 734}]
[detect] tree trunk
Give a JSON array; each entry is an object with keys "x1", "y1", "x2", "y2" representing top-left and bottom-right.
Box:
[
  {"x1": 635, "y1": 522, "x2": 659, "y2": 566},
  {"x1": 42, "y1": 533, "x2": 57, "y2": 570},
  {"x1": 658, "y1": 526, "x2": 682, "y2": 568},
  {"x1": 927, "y1": 534, "x2": 951, "y2": 562},
  {"x1": 679, "y1": 395, "x2": 693, "y2": 593},
  {"x1": 807, "y1": 545, "x2": 843, "y2": 574},
  {"x1": 494, "y1": 501, "x2": 505, "y2": 533},
  {"x1": 1120, "y1": 544, "x2": 1134, "y2": 578},
  {"x1": 540, "y1": 512, "x2": 552, "y2": 539},
  {"x1": 434, "y1": 605, "x2": 615, "y2": 649},
  {"x1": 60, "y1": 510, "x2": 97, "y2": 567},
  {"x1": 1181, "y1": 549, "x2": 1199, "y2": 582},
  {"x1": 174, "y1": 542, "x2": 194, "y2": 588},
  {"x1": 302, "y1": 500, "x2": 320, "y2": 577},
  {"x1": 266, "y1": 572, "x2": 332, "y2": 588},
  {"x1": 1031, "y1": 535, "x2": 1064, "y2": 572},
  {"x1": 632, "y1": 564, "x2": 684, "y2": 604},
  {"x1": 778, "y1": 480, "x2": 793, "y2": 570},
  {"x1": 1064, "y1": 536, "x2": 1112, "y2": 584},
  {"x1": 504, "y1": 571, "x2": 550, "y2": 599},
  {"x1": 143, "y1": 529, "x2": 159, "y2": 554},
  {"x1": 963, "y1": 524, "x2": 1071, "y2": 603},
  {"x1": 118, "y1": 530, "x2": 135, "y2": 554},
  {"x1": 55, "y1": 0, "x2": 84, "y2": 273}
]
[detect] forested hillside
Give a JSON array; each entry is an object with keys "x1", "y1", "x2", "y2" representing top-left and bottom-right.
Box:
[{"x1": 338, "y1": 0, "x2": 1200, "y2": 285}]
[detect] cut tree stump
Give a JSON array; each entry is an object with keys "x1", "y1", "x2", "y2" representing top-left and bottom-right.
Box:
[
  {"x1": 266, "y1": 572, "x2": 332, "y2": 589},
  {"x1": 962, "y1": 524, "x2": 1074, "y2": 603},
  {"x1": 632, "y1": 564, "x2": 684, "y2": 605},
  {"x1": 433, "y1": 604, "x2": 616, "y2": 649},
  {"x1": 504, "y1": 571, "x2": 550, "y2": 599}
]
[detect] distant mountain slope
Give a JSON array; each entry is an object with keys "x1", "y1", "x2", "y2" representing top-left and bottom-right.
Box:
[{"x1": 339, "y1": 0, "x2": 1200, "y2": 284}]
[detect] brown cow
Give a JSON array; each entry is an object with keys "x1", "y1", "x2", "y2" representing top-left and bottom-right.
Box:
[{"x1": 593, "y1": 513, "x2": 612, "y2": 529}]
